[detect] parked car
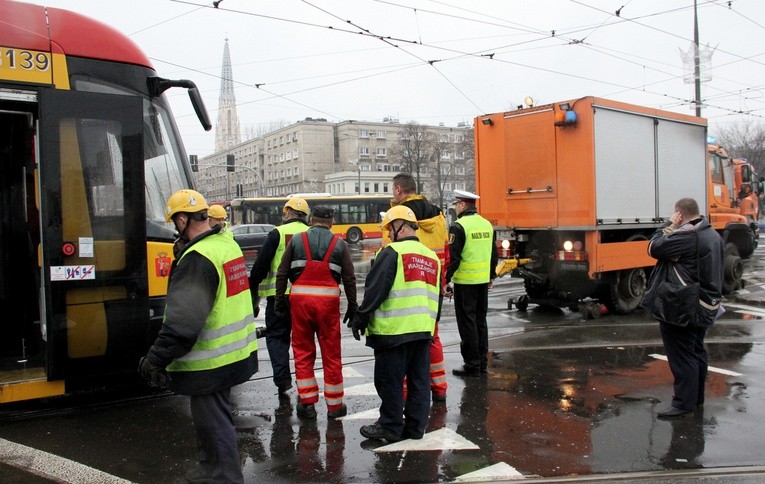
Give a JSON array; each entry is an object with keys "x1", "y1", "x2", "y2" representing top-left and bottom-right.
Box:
[{"x1": 229, "y1": 224, "x2": 274, "y2": 271}]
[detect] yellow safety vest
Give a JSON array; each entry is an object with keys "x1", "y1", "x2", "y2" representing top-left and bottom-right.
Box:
[
  {"x1": 167, "y1": 233, "x2": 258, "y2": 372},
  {"x1": 452, "y1": 214, "x2": 493, "y2": 284},
  {"x1": 368, "y1": 240, "x2": 440, "y2": 336},
  {"x1": 258, "y1": 221, "x2": 309, "y2": 296}
]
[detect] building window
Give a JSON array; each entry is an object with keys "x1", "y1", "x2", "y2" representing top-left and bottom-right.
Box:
[
  {"x1": 456, "y1": 166, "x2": 465, "y2": 175},
  {"x1": 359, "y1": 129, "x2": 370, "y2": 138},
  {"x1": 440, "y1": 165, "x2": 451, "y2": 175},
  {"x1": 376, "y1": 147, "x2": 387, "y2": 157},
  {"x1": 377, "y1": 130, "x2": 387, "y2": 139},
  {"x1": 441, "y1": 151, "x2": 451, "y2": 160},
  {"x1": 383, "y1": 183, "x2": 389, "y2": 193},
  {"x1": 364, "y1": 182, "x2": 371, "y2": 193},
  {"x1": 359, "y1": 147, "x2": 370, "y2": 157},
  {"x1": 456, "y1": 182, "x2": 466, "y2": 190},
  {"x1": 455, "y1": 151, "x2": 465, "y2": 160},
  {"x1": 374, "y1": 183, "x2": 379, "y2": 192}
]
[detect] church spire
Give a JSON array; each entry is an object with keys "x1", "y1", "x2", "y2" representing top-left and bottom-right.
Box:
[{"x1": 214, "y1": 38, "x2": 241, "y2": 152}]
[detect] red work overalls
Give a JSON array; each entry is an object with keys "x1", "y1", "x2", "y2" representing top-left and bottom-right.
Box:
[{"x1": 289, "y1": 232, "x2": 344, "y2": 412}]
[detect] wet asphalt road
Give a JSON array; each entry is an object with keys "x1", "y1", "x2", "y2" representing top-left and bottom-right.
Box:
[{"x1": 2, "y1": 240, "x2": 765, "y2": 483}]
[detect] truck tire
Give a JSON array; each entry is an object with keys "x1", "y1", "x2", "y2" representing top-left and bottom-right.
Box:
[
  {"x1": 723, "y1": 243, "x2": 743, "y2": 295},
  {"x1": 346, "y1": 227, "x2": 363, "y2": 244},
  {"x1": 604, "y1": 267, "x2": 647, "y2": 315}
]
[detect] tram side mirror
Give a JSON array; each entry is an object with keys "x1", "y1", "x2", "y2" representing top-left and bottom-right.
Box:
[{"x1": 147, "y1": 77, "x2": 212, "y2": 132}]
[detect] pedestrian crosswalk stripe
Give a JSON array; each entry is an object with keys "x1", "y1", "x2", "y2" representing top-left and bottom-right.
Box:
[
  {"x1": 649, "y1": 353, "x2": 742, "y2": 376},
  {"x1": 372, "y1": 428, "x2": 479, "y2": 453},
  {"x1": 343, "y1": 382, "x2": 377, "y2": 396},
  {"x1": 454, "y1": 462, "x2": 525, "y2": 481},
  {"x1": 0, "y1": 437, "x2": 130, "y2": 484}
]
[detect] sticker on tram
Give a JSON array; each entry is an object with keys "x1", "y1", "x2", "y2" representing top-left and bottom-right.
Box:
[
  {"x1": 1, "y1": 46, "x2": 53, "y2": 84},
  {"x1": 50, "y1": 265, "x2": 96, "y2": 281}
]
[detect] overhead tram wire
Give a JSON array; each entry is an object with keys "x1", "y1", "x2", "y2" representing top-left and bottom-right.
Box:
[{"x1": 166, "y1": 0, "x2": 761, "y2": 123}]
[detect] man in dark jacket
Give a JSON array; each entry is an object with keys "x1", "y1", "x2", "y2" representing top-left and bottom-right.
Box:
[
  {"x1": 139, "y1": 189, "x2": 258, "y2": 483},
  {"x1": 445, "y1": 190, "x2": 498, "y2": 377},
  {"x1": 642, "y1": 197, "x2": 724, "y2": 419},
  {"x1": 275, "y1": 206, "x2": 357, "y2": 420}
]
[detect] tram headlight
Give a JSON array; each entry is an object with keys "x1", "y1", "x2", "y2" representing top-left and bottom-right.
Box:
[
  {"x1": 563, "y1": 240, "x2": 573, "y2": 251},
  {"x1": 501, "y1": 239, "x2": 511, "y2": 250}
]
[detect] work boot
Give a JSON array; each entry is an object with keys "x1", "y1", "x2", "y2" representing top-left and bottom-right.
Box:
[
  {"x1": 360, "y1": 423, "x2": 401, "y2": 443},
  {"x1": 452, "y1": 365, "x2": 480, "y2": 377},
  {"x1": 432, "y1": 392, "x2": 446, "y2": 403},
  {"x1": 184, "y1": 466, "x2": 213, "y2": 484},
  {"x1": 296, "y1": 402, "x2": 317, "y2": 420},
  {"x1": 327, "y1": 403, "x2": 348, "y2": 419}
]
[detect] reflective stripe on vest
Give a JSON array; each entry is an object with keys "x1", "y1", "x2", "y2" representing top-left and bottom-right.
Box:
[
  {"x1": 369, "y1": 240, "x2": 440, "y2": 336},
  {"x1": 259, "y1": 222, "x2": 309, "y2": 296},
  {"x1": 168, "y1": 233, "x2": 258, "y2": 372},
  {"x1": 452, "y1": 214, "x2": 493, "y2": 285}
]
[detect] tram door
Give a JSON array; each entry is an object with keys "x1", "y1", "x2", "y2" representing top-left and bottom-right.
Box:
[
  {"x1": 39, "y1": 89, "x2": 149, "y2": 382},
  {"x1": 0, "y1": 106, "x2": 41, "y2": 373}
]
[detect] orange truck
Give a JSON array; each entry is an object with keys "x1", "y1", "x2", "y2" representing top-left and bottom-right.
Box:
[
  {"x1": 475, "y1": 96, "x2": 742, "y2": 316},
  {"x1": 706, "y1": 144, "x2": 759, "y2": 292}
]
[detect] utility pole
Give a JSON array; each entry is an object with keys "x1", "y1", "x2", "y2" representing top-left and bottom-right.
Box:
[{"x1": 693, "y1": 0, "x2": 701, "y2": 117}]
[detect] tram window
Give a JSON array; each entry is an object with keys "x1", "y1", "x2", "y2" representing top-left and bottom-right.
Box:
[
  {"x1": 144, "y1": 101, "x2": 186, "y2": 240},
  {"x1": 80, "y1": 120, "x2": 124, "y2": 219}
]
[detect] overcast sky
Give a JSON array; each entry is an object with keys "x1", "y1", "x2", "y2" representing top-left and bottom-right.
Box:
[{"x1": 36, "y1": 0, "x2": 765, "y2": 158}]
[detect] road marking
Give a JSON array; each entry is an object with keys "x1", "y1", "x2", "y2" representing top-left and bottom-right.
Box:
[
  {"x1": 372, "y1": 428, "x2": 479, "y2": 453},
  {"x1": 0, "y1": 437, "x2": 131, "y2": 483},
  {"x1": 649, "y1": 353, "x2": 743, "y2": 376},
  {"x1": 724, "y1": 302, "x2": 765, "y2": 316},
  {"x1": 454, "y1": 462, "x2": 525, "y2": 481}
]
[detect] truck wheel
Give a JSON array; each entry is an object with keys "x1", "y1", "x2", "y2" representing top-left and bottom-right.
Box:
[
  {"x1": 346, "y1": 227, "x2": 363, "y2": 244},
  {"x1": 604, "y1": 268, "x2": 647, "y2": 315},
  {"x1": 723, "y1": 243, "x2": 743, "y2": 294}
]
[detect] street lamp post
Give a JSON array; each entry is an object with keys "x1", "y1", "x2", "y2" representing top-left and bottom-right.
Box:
[{"x1": 357, "y1": 165, "x2": 361, "y2": 194}]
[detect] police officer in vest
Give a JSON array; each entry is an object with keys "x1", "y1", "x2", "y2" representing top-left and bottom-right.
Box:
[
  {"x1": 351, "y1": 206, "x2": 440, "y2": 444},
  {"x1": 139, "y1": 189, "x2": 258, "y2": 483},
  {"x1": 275, "y1": 206, "x2": 357, "y2": 420},
  {"x1": 445, "y1": 189, "x2": 498, "y2": 377},
  {"x1": 249, "y1": 197, "x2": 310, "y2": 395}
]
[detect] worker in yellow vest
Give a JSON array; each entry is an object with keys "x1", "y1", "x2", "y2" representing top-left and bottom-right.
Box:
[
  {"x1": 351, "y1": 205, "x2": 440, "y2": 444},
  {"x1": 445, "y1": 189, "x2": 498, "y2": 377},
  {"x1": 139, "y1": 189, "x2": 258, "y2": 483},
  {"x1": 249, "y1": 197, "x2": 310, "y2": 395}
]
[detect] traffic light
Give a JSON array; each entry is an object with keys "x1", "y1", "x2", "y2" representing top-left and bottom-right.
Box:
[
  {"x1": 226, "y1": 154, "x2": 235, "y2": 172},
  {"x1": 189, "y1": 154, "x2": 198, "y2": 172}
]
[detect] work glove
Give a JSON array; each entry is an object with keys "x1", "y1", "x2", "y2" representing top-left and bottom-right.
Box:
[
  {"x1": 138, "y1": 356, "x2": 170, "y2": 389},
  {"x1": 343, "y1": 306, "x2": 357, "y2": 328},
  {"x1": 274, "y1": 298, "x2": 290, "y2": 322},
  {"x1": 252, "y1": 295, "x2": 261, "y2": 318},
  {"x1": 350, "y1": 314, "x2": 366, "y2": 341}
]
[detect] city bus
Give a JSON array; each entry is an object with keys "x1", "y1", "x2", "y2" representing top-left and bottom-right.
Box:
[
  {"x1": 0, "y1": 2, "x2": 211, "y2": 404},
  {"x1": 231, "y1": 194, "x2": 392, "y2": 243}
]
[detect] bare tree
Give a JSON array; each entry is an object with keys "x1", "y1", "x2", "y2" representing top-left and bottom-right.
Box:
[
  {"x1": 456, "y1": 130, "x2": 476, "y2": 192},
  {"x1": 389, "y1": 122, "x2": 432, "y2": 192},
  {"x1": 242, "y1": 120, "x2": 290, "y2": 141},
  {"x1": 715, "y1": 121, "x2": 765, "y2": 175}
]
